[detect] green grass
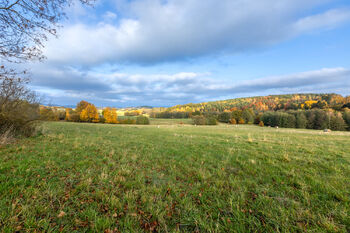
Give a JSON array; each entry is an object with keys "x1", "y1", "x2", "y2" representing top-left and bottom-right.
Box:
[
  {"x1": 0, "y1": 122, "x2": 349, "y2": 232},
  {"x1": 150, "y1": 118, "x2": 192, "y2": 125}
]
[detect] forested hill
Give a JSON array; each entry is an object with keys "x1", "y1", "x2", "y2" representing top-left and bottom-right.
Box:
[{"x1": 167, "y1": 93, "x2": 350, "y2": 112}]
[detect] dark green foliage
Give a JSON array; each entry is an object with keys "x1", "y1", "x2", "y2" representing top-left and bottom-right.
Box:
[
  {"x1": 203, "y1": 111, "x2": 219, "y2": 119},
  {"x1": 254, "y1": 113, "x2": 263, "y2": 124},
  {"x1": 330, "y1": 114, "x2": 346, "y2": 131},
  {"x1": 218, "y1": 112, "x2": 231, "y2": 123},
  {"x1": 261, "y1": 112, "x2": 295, "y2": 128},
  {"x1": 261, "y1": 109, "x2": 348, "y2": 131},
  {"x1": 279, "y1": 113, "x2": 296, "y2": 128},
  {"x1": 305, "y1": 110, "x2": 328, "y2": 130},
  {"x1": 231, "y1": 110, "x2": 242, "y2": 121},
  {"x1": 343, "y1": 111, "x2": 350, "y2": 130},
  {"x1": 242, "y1": 109, "x2": 255, "y2": 124},
  {"x1": 192, "y1": 110, "x2": 201, "y2": 116},
  {"x1": 151, "y1": 111, "x2": 190, "y2": 119},
  {"x1": 295, "y1": 112, "x2": 307, "y2": 129},
  {"x1": 136, "y1": 116, "x2": 150, "y2": 125},
  {"x1": 261, "y1": 112, "x2": 277, "y2": 127}
]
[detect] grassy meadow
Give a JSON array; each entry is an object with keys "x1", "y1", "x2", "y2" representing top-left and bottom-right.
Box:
[{"x1": 0, "y1": 120, "x2": 349, "y2": 232}]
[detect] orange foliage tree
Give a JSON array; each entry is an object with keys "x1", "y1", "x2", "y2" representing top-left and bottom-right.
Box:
[
  {"x1": 103, "y1": 107, "x2": 118, "y2": 124},
  {"x1": 80, "y1": 104, "x2": 99, "y2": 123},
  {"x1": 76, "y1": 100, "x2": 90, "y2": 114}
]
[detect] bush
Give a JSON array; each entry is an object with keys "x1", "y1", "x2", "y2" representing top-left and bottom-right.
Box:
[
  {"x1": 40, "y1": 107, "x2": 58, "y2": 121},
  {"x1": 259, "y1": 121, "x2": 264, "y2": 127},
  {"x1": 0, "y1": 76, "x2": 40, "y2": 138},
  {"x1": 206, "y1": 117, "x2": 218, "y2": 125},
  {"x1": 136, "y1": 116, "x2": 150, "y2": 125},
  {"x1": 192, "y1": 116, "x2": 207, "y2": 125},
  {"x1": 0, "y1": 100, "x2": 40, "y2": 137}
]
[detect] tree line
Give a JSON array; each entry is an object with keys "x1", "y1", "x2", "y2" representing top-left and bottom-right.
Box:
[{"x1": 40, "y1": 100, "x2": 150, "y2": 125}]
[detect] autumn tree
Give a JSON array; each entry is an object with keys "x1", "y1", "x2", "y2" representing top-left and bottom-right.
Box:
[
  {"x1": 103, "y1": 107, "x2": 118, "y2": 124},
  {"x1": 80, "y1": 104, "x2": 99, "y2": 123},
  {"x1": 76, "y1": 100, "x2": 90, "y2": 114}
]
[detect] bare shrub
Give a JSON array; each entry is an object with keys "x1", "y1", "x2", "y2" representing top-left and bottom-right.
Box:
[
  {"x1": 0, "y1": 126, "x2": 15, "y2": 146},
  {"x1": 0, "y1": 69, "x2": 40, "y2": 138}
]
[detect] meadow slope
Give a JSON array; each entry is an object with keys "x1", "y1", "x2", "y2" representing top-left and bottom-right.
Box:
[{"x1": 0, "y1": 121, "x2": 349, "y2": 232}]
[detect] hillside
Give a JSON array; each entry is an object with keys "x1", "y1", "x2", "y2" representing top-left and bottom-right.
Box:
[{"x1": 167, "y1": 93, "x2": 350, "y2": 112}]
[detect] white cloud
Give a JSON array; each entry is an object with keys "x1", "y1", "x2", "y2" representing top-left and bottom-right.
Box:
[
  {"x1": 43, "y1": 0, "x2": 350, "y2": 65},
  {"x1": 294, "y1": 8, "x2": 350, "y2": 33}
]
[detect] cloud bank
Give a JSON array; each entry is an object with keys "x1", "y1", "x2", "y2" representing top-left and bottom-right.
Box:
[
  {"x1": 31, "y1": 66, "x2": 350, "y2": 106},
  {"x1": 43, "y1": 0, "x2": 350, "y2": 65}
]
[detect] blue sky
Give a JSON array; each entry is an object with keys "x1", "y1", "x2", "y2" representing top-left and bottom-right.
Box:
[{"x1": 27, "y1": 0, "x2": 350, "y2": 107}]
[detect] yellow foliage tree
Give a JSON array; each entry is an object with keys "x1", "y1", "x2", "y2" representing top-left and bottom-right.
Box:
[
  {"x1": 304, "y1": 100, "x2": 318, "y2": 109},
  {"x1": 80, "y1": 104, "x2": 99, "y2": 123},
  {"x1": 103, "y1": 107, "x2": 118, "y2": 124}
]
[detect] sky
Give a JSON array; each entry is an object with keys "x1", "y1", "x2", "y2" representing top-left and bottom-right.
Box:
[{"x1": 25, "y1": 0, "x2": 350, "y2": 107}]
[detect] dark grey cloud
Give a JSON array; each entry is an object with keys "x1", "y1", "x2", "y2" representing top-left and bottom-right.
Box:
[{"x1": 42, "y1": 0, "x2": 350, "y2": 65}]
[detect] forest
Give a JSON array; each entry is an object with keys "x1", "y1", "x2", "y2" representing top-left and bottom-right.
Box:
[{"x1": 150, "y1": 93, "x2": 350, "y2": 131}]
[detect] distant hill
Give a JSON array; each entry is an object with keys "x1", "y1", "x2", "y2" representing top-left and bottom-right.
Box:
[{"x1": 167, "y1": 93, "x2": 350, "y2": 112}]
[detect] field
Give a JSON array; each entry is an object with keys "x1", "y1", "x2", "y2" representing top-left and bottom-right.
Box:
[{"x1": 0, "y1": 120, "x2": 349, "y2": 232}]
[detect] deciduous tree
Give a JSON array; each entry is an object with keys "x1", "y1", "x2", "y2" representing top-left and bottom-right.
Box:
[
  {"x1": 103, "y1": 107, "x2": 118, "y2": 124},
  {"x1": 80, "y1": 104, "x2": 99, "y2": 123}
]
